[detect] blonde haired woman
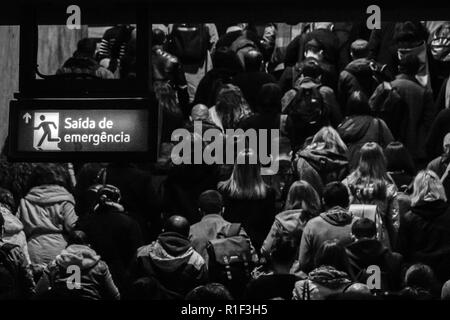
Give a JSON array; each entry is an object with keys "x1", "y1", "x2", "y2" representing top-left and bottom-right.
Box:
[
  {"x1": 342, "y1": 142, "x2": 399, "y2": 249},
  {"x1": 218, "y1": 149, "x2": 276, "y2": 250},
  {"x1": 397, "y1": 170, "x2": 450, "y2": 284},
  {"x1": 295, "y1": 126, "x2": 349, "y2": 196}
]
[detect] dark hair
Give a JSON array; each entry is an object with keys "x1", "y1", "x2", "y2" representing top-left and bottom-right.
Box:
[
  {"x1": 27, "y1": 163, "x2": 72, "y2": 192},
  {"x1": 350, "y1": 39, "x2": 369, "y2": 59},
  {"x1": 75, "y1": 38, "x2": 97, "y2": 58},
  {"x1": 67, "y1": 230, "x2": 90, "y2": 246},
  {"x1": 212, "y1": 47, "x2": 243, "y2": 73},
  {"x1": 198, "y1": 190, "x2": 223, "y2": 215},
  {"x1": 323, "y1": 182, "x2": 349, "y2": 208},
  {"x1": 346, "y1": 91, "x2": 371, "y2": 116},
  {"x1": 271, "y1": 234, "x2": 298, "y2": 265},
  {"x1": 0, "y1": 188, "x2": 15, "y2": 212},
  {"x1": 257, "y1": 83, "x2": 282, "y2": 114},
  {"x1": 164, "y1": 215, "x2": 190, "y2": 237},
  {"x1": 243, "y1": 49, "x2": 263, "y2": 72},
  {"x1": 185, "y1": 283, "x2": 233, "y2": 300},
  {"x1": 352, "y1": 218, "x2": 377, "y2": 239},
  {"x1": 398, "y1": 54, "x2": 420, "y2": 75},
  {"x1": 404, "y1": 264, "x2": 438, "y2": 293},
  {"x1": 314, "y1": 240, "x2": 353, "y2": 277},
  {"x1": 384, "y1": 141, "x2": 415, "y2": 175},
  {"x1": 300, "y1": 57, "x2": 322, "y2": 79},
  {"x1": 152, "y1": 28, "x2": 166, "y2": 46}
]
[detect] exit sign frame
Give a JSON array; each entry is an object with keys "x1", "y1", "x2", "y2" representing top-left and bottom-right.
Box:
[{"x1": 8, "y1": 98, "x2": 158, "y2": 162}]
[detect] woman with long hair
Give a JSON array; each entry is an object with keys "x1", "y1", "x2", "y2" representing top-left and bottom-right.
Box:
[
  {"x1": 218, "y1": 149, "x2": 276, "y2": 250},
  {"x1": 384, "y1": 141, "x2": 416, "y2": 190},
  {"x1": 209, "y1": 84, "x2": 252, "y2": 131},
  {"x1": 293, "y1": 240, "x2": 355, "y2": 300},
  {"x1": 261, "y1": 180, "x2": 321, "y2": 259},
  {"x1": 343, "y1": 142, "x2": 399, "y2": 249},
  {"x1": 397, "y1": 170, "x2": 450, "y2": 284},
  {"x1": 295, "y1": 126, "x2": 349, "y2": 196}
]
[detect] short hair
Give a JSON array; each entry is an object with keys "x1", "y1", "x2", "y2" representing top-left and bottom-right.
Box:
[
  {"x1": 76, "y1": 38, "x2": 97, "y2": 57},
  {"x1": 384, "y1": 141, "x2": 415, "y2": 175},
  {"x1": 152, "y1": 28, "x2": 166, "y2": 46},
  {"x1": 270, "y1": 234, "x2": 298, "y2": 265},
  {"x1": 398, "y1": 54, "x2": 420, "y2": 75},
  {"x1": 350, "y1": 39, "x2": 369, "y2": 59},
  {"x1": 352, "y1": 218, "x2": 377, "y2": 239},
  {"x1": 244, "y1": 49, "x2": 263, "y2": 72},
  {"x1": 164, "y1": 215, "x2": 190, "y2": 237},
  {"x1": 185, "y1": 283, "x2": 233, "y2": 300},
  {"x1": 346, "y1": 91, "x2": 371, "y2": 116},
  {"x1": 300, "y1": 57, "x2": 322, "y2": 79},
  {"x1": 404, "y1": 264, "x2": 437, "y2": 292},
  {"x1": 190, "y1": 104, "x2": 210, "y2": 121},
  {"x1": 323, "y1": 182, "x2": 350, "y2": 208},
  {"x1": 198, "y1": 190, "x2": 223, "y2": 215}
]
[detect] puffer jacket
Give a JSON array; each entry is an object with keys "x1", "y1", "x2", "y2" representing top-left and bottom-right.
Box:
[
  {"x1": 18, "y1": 185, "x2": 77, "y2": 266},
  {"x1": 36, "y1": 245, "x2": 120, "y2": 300},
  {"x1": 293, "y1": 265, "x2": 352, "y2": 300},
  {"x1": 1, "y1": 204, "x2": 30, "y2": 264},
  {"x1": 133, "y1": 232, "x2": 208, "y2": 296},
  {"x1": 298, "y1": 206, "x2": 358, "y2": 273}
]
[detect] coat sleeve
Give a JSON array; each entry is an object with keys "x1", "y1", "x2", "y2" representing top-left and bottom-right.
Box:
[
  {"x1": 9, "y1": 247, "x2": 36, "y2": 298},
  {"x1": 320, "y1": 86, "x2": 342, "y2": 128},
  {"x1": 297, "y1": 222, "x2": 314, "y2": 273},
  {"x1": 100, "y1": 262, "x2": 121, "y2": 300},
  {"x1": 62, "y1": 201, "x2": 78, "y2": 233}
]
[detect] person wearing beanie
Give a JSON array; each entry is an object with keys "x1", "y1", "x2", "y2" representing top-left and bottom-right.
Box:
[{"x1": 189, "y1": 190, "x2": 254, "y2": 264}]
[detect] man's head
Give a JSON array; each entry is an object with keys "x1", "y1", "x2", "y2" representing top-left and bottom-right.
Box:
[
  {"x1": 304, "y1": 39, "x2": 324, "y2": 62},
  {"x1": 75, "y1": 38, "x2": 97, "y2": 58},
  {"x1": 164, "y1": 215, "x2": 190, "y2": 238},
  {"x1": 323, "y1": 182, "x2": 350, "y2": 209},
  {"x1": 152, "y1": 28, "x2": 167, "y2": 46},
  {"x1": 198, "y1": 190, "x2": 224, "y2": 216},
  {"x1": 299, "y1": 57, "x2": 322, "y2": 81},
  {"x1": 270, "y1": 234, "x2": 298, "y2": 270},
  {"x1": 244, "y1": 49, "x2": 263, "y2": 72},
  {"x1": 190, "y1": 104, "x2": 210, "y2": 122},
  {"x1": 350, "y1": 39, "x2": 369, "y2": 60},
  {"x1": 398, "y1": 54, "x2": 420, "y2": 76},
  {"x1": 185, "y1": 283, "x2": 233, "y2": 300},
  {"x1": 351, "y1": 218, "x2": 377, "y2": 240}
]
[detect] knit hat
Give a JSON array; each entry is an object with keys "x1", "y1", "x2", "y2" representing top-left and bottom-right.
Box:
[{"x1": 198, "y1": 190, "x2": 223, "y2": 214}]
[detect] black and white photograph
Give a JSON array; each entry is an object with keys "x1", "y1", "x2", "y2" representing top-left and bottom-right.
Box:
[{"x1": 0, "y1": 0, "x2": 450, "y2": 316}]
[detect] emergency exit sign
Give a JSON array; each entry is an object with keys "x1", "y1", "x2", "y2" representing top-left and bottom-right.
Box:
[{"x1": 8, "y1": 99, "x2": 156, "y2": 161}]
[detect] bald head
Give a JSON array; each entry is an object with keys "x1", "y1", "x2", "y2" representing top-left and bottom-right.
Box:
[
  {"x1": 190, "y1": 104, "x2": 210, "y2": 122},
  {"x1": 345, "y1": 283, "x2": 371, "y2": 295},
  {"x1": 164, "y1": 215, "x2": 190, "y2": 237}
]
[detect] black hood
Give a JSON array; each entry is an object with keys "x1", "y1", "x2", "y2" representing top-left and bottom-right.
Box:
[
  {"x1": 346, "y1": 239, "x2": 388, "y2": 266},
  {"x1": 338, "y1": 115, "x2": 373, "y2": 144},
  {"x1": 411, "y1": 199, "x2": 449, "y2": 220}
]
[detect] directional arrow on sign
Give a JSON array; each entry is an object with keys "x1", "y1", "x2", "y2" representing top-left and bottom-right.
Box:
[{"x1": 23, "y1": 113, "x2": 32, "y2": 124}]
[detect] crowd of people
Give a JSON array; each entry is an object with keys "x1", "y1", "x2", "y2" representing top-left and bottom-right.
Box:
[{"x1": 2, "y1": 21, "x2": 450, "y2": 300}]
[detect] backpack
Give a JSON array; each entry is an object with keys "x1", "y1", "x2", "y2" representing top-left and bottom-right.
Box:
[
  {"x1": 284, "y1": 86, "x2": 328, "y2": 150},
  {"x1": 369, "y1": 82, "x2": 408, "y2": 141},
  {"x1": 430, "y1": 22, "x2": 450, "y2": 62},
  {"x1": 0, "y1": 243, "x2": 19, "y2": 300},
  {"x1": 206, "y1": 223, "x2": 254, "y2": 298},
  {"x1": 169, "y1": 24, "x2": 210, "y2": 65},
  {"x1": 345, "y1": 61, "x2": 387, "y2": 99}
]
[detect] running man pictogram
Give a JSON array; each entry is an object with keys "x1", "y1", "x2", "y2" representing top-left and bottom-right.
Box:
[{"x1": 33, "y1": 113, "x2": 61, "y2": 151}]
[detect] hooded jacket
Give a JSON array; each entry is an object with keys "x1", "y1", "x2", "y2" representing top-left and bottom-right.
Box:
[
  {"x1": 133, "y1": 232, "x2": 208, "y2": 295},
  {"x1": 397, "y1": 199, "x2": 450, "y2": 283},
  {"x1": 293, "y1": 265, "x2": 352, "y2": 300},
  {"x1": 1, "y1": 204, "x2": 30, "y2": 265},
  {"x1": 345, "y1": 238, "x2": 403, "y2": 290},
  {"x1": 338, "y1": 115, "x2": 393, "y2": 170},
  {"x1": 298, "y1": 206, "x2": 357, "y2": 273},
  {"x1": 296, "y1": 146, "x2": 349, "y2": 196},
  {"x1": 18, "y1": 185, "x2": 77, "y2": 266},
  {"x1": 36, "y1": 245, "x2": 120, "y2": 300}
]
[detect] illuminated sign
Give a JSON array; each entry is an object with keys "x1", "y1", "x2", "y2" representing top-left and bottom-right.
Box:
[{"x1": 8, "y1": 99, "x2": 155, "y2": 161}]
